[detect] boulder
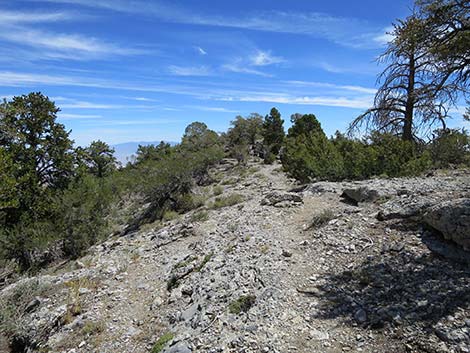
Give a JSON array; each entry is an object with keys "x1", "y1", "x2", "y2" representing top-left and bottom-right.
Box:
[
  {"x1": 341, "y1": 187, "x2": 380, "y2": 204},
  {"x1": 423, "y1": 198, "x2": 470, "y2": 251},
  {"x1": 260, "y1": 192, "x2": 303, "y2": 207},
  {"x1": 377, "y1": 197, "x2": 434, "y2": 220}
]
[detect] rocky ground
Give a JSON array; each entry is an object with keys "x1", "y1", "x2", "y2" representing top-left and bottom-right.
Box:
[{"x1": 1, "y1": 160, "x2": 470, "y2": 353}]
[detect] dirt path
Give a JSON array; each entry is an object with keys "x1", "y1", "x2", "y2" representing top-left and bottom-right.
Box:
[{"x1": 2, "y1": 160, "x2": 469, "y2": 353}]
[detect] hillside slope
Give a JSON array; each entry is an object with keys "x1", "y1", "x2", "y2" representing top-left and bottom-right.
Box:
[{"x1": 1, "y1": 160, "x2": 470, "y2": 353}]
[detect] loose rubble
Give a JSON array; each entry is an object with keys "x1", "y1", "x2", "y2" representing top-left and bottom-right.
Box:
[{"x1": 1, "y1": 161, "x2": 469, "y2": 353}]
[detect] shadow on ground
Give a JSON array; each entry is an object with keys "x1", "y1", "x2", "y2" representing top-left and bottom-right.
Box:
[{"x1": 315, "y1": 244, "x2": 470, "y2": 329}]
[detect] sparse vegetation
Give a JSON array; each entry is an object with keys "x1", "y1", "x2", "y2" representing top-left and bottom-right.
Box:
[
  {"x1": 82, "y1": 320, "x2": 105, "y2": 336},
  {"x1": 151, "y1": 332, "x2": 175, "y2": 353},
  {"x1": 307, "y1": 209, "x2": 336, "y2": 229},
  {"x1": 209, "y1": 194, "x2": 244, "y2": 209},
  {"x1": 228, "y1": 295, "x2": 256, "y2": 314},
  {"x1": 212, "y1": 185, "x2": 224, "y2": 196},
  {"x1": 190, "y1": 210, "x2": 209, "y2": 223},
  {"x1": 195, "y1": 252, "x2": 213, "y2": 272},
  {"x1": 0, "y1": 279, "x2": 51, "y2": 344},
  {"x1": 162, "y1": 210, "x2": 180, "y2": 222}
]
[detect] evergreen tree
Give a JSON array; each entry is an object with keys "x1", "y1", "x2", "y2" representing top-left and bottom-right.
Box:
[{"x1": 262, "y1": 107, "x2": 285, "y2": 156}]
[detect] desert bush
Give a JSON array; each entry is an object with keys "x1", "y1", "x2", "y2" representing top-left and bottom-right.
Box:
[
  {"x1": 282, "y1": 114, "x2": 344, "y2": 182},
  {"x1": 429, "y1": 128, "x2": 470, "y2": 167},
  {"x1": 228, "y1": 295, "x2": 256, "y2": 314},
  {"x1": 307, "y1": 209, "x2": 335, "y2": 229},
  {"x1": 191, "y1": 211, "x2": 209, "y2": 223},
  {"x1": 0, "y1": 279, "x2": 51, "y2": 345},
  {"x1": 213, "y1": 185, "x2": 224, "y2": 196},
  {"x1": 175, "y1": 193, "x2": 206, "y2": 213},
  {"x1": 57, "y1": 174, "x2": 114, "y2": 259},
  {"x1": 209, "y1": 194, "x2": 244, "y2": 209},
  {"x1": 151, "y1": 332, "x2": 174, "y2": 353}
]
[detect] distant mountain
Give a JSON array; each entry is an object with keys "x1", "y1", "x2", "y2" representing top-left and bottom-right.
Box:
[{"x1": 112, "y1": 141, "x2": 178, "y2": 164}]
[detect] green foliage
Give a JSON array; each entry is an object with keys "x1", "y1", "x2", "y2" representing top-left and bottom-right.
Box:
[
  {"x1": 263, "y1": 149, "x2": 277, "y2": 164},
  {"x1": 134, "y1": 141, "x2": 173, "y2": 164},
  {"x1": 151, "y1": 332, "x2": 175, "y2": 353},
  {"x1": 282, "y1": 114, "x2": 434, "y2": 182},
  {"x1": 331, "y1": 132, "x2": 375, "y2": 180},
  {"x1": 57, "y1": 174, "x2": 114, "y2": 259},
  {"x1": 430, "y1": 129, "x2": 470, "y2": 167},
  {"x1": 181, "y1": 121, "x2": 221, "y2": 152},
  {"x1": 213, "y1": 185, "x2": 224, "y2": 196},
  {"x1": 0, "y1": 148, "x2": 19, "y2": 211},
  {"x1": 228, "y1": 295, "x2": 256, "y2": 314},
  {"x1": 162, "y1": 210, "x2": 179, "y2": 222},
  {"x1": 226, "y1": 114, "x2": 264, "y2": 163},
  {"x1": 0, "y1": 217, "x2": 58, "y2": 270},
  {"x1": 78, "y1": 140, "x2": 117, "y2": 178},
  {"x1": 175, "y1": 193, "x2": 206, "y2": 213},
  {"x1": 262, "y1": 107, "x2": 285, "y2": 156},
  {"x1": 0, "y1": 93, "x2": 74, "y2": 225},
  {"x1": 0, "y1": 279, "x2": 51, "y2": 341},
  {"x1": 190, "y1": 211, "x2": 209, "y2": 223},
  {"x1": 282, "y1": 114, "x2": 344, "y2": 182}
]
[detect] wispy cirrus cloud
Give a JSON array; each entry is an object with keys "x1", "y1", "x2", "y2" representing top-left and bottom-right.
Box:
[
  {"x1": 0, "y1": 9, "x2": 73, "y2": 24},
  {"x1": 286, "y1": 80, "x2": 376, "y2": 94},
  {"x1": 58, "y1": 113, "x2": 102, "y2": 119},
  {"x1": 222, "y1": 63, "x2": 272, "y2": 77},
  {"x1": 168, "y1": 65, "x2": 212, "y2": 76},
  {"x1": 194, "y1": 46, "x2": 207, "y2": 55},
  {"x1": 189, "y1": 106, "x2": 239, "y2": 113},
  {"x1": 373, "y1": 26, "x2": 395, "y2": 46},
  {"x1": 0, "y1": 8, "x2": 143, "y2": 61},
  {"x1": 0, "y1": 71, "x2": 374, "y2": 110},
  {"x1": 0, "y1": 27, "x2": 141, "y2": 59},
  {"x1": 250, "y1": 50, "x2": 284, "y2": 66},
  {"x1": 219, "y1": 95, "x2": 372, "y2": 109},
  {"x1": 29, "y1": 0, "x2": 390, "y2": 49}
]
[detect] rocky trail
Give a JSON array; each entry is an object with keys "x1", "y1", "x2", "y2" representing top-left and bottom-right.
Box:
[{"x1": 1, "y1": 160, "x2": 470, "y2": 353}]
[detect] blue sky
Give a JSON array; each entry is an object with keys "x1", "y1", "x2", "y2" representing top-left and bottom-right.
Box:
[{"x1": 1, "y1": 0, "x2": 467, "y2": 146}]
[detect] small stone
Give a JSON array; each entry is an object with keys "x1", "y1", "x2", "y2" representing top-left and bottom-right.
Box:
[
  {"x1": 25, "y1": 297, "x2": 41, "y2": 313},
  {"x1": 354, "y1": 309, "x2": 367, "y2": 324},
  {"x1": 282, "y1": 250, "x2": 292, "y2": 258},
  {"x1": 310, "y1": 328, "x2": 329, "y2": 341}
]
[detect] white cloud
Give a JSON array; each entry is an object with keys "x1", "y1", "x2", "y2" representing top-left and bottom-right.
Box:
[
  {"x1": 195, "y1": 46, "x2": 207, "y2": 55},
  {"x1": 168, "y1": 65, "x2": 212, "y2": 76},
  {"x1": 286, "y1": 80, "x2": 377, "y2": 94},
  {"x1": 0, "y1": 9, "x2": 73, "y2": 24},
  {"x1": 30, "y1": 0, "x2": 389, "y2": 49},
  {"x1": 373, "y1": 26, "x2": 395, "y2": 46},
  {"x1": 0, "y1": 27, "x2": 142, "y2": 60},
  {"x1": 190, "y1": 106, "x2": 239, "y2": 113},
  {"x1": 222, "y1": 63, "x2": 272, "y2": 77},
  {"x1": 219, "y1": 95, "x2": 372, "y2": 109},
  {"x1": 251, "y1": 50, "x2": 284, "y2": 66},
  {"x1": 58, "y1": 113, "x2": 102, "y2": 119},
  {"x1": 0, "y1": 71, "x2": 375, "y2": 110}
]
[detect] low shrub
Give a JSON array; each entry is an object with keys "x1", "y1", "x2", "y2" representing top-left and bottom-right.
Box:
[
  {"x1": 307, "y1": 209, "x2": 335, "y2": 229},
  {"x1": 190, "y1": 211, "x2": 209, "y2": 223},
  {"x1": 209, "y1": 194, "x2": 244, "y2": 209},
  {"x1": 228, "y1": 295, "x2": 256, "y2": 314},
  {"x1": 151, "y1": 332, "x2": 175, "y2": 353}
]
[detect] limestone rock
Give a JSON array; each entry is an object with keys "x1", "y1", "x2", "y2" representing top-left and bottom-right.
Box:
[
  {"x1": 423, "y1": 198, "x2": 470, "y2": 250},
  {"x1": 261, "y1": 192, "x2": 303, "y2": 207},
  {"x1": 341, "y1": 187, "x2": 380, "y2": 204}
]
